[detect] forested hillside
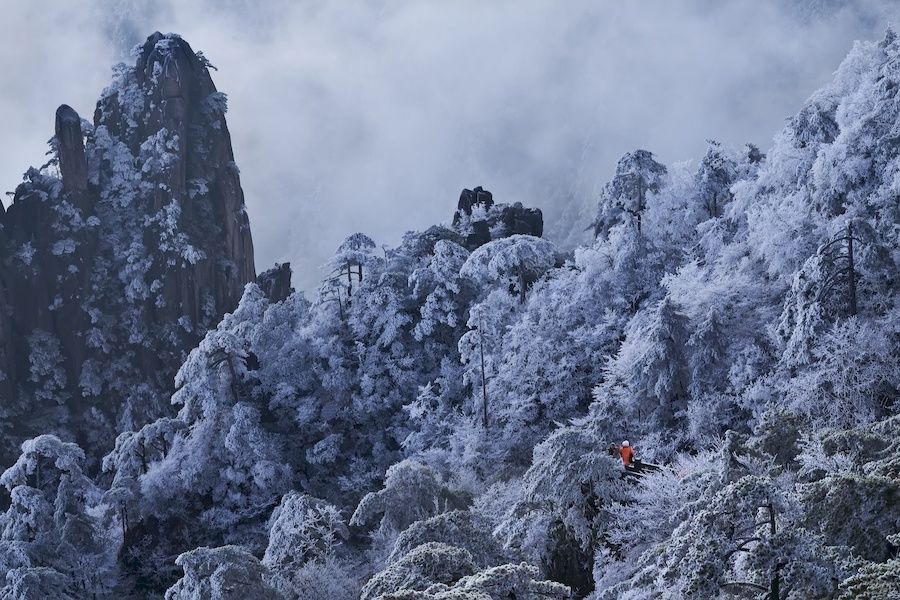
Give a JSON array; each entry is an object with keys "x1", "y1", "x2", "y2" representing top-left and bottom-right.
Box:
[{"x1": 0, "y1": 31, "x2": 898, "y2": 599}]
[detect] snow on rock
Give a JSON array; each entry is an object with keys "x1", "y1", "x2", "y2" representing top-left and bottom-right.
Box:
[{"x1": 0, "y1": 33, "x2": 257, "y2": 466}]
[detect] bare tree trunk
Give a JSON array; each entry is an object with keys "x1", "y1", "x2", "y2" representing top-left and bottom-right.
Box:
[
  {"x1": 226, "y1": 354, "x2": 239, "y2": 402},
  {"x1": 768, "y1": 502, "x2": 781, "y2": 600},
  {"x1": 848, "y1": 221, "x2": 857, "y2": 316},
  {"x1": 138, "y1": 440, "x2": 148, "y2": 474},
  {"x1": 636, "y1": 178, "x2": 644, "y2": 234},
  {"x1": 346, "y1": 265, "x2": 353, "y2": 297},
  {"x1": 518, "y1": 268, "x2": 527, "y2": 304},
  {"x1": 479, "y1": 319, "x2": 489, "y2": 429}
]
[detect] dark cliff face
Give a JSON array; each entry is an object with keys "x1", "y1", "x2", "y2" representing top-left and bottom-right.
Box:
[{"x1": 0, "y1": 33, "x2": 256, "y2": 465}]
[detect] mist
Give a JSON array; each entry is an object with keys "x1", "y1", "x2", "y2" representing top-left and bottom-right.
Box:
[{"x1": 1, "y1": 0, "x2": 897, "y2": 290}]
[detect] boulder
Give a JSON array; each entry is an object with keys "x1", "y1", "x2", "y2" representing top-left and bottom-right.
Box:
[{"x1": 501, "y1": 202, "x2": 543, "y2": 237}]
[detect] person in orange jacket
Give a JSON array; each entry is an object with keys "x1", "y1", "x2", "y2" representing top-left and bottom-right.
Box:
[{"x1": 619, "y1": 440, "x2": 634, "y2": 468}]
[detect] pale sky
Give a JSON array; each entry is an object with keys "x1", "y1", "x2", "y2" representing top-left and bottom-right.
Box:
[{"x1": 1, "y1": 0, "x2": 897, "y2": 290}]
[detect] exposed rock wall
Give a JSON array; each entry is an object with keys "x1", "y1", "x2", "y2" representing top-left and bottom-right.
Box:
[{"x1": 0, "y1": 33, "x2": 256, "y2": 465}]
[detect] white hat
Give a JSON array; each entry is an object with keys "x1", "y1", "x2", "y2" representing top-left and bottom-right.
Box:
[{"x1": 622, "y1": 440, "x2": 630, "y2": 447}]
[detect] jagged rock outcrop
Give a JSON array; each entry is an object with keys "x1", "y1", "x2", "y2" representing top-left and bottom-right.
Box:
[
  {"x1": 454, "y1": 185, "x2": 495, "y2": 219},
  {"x1": 0, "y1": 33, "x2": 257, "y2": 465},
  {"x1": 257, "y1": 262, "x2": 294, "y2": 303},
  {"x1": 55, "y1": 104, "x2": 89, "y2": 195},
  {"x1": 452, "y1": 185, "x2": 543, "y2": 249},
  {"x1": 500, "y1": 203, "x2": 544, "y2": 237}
]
